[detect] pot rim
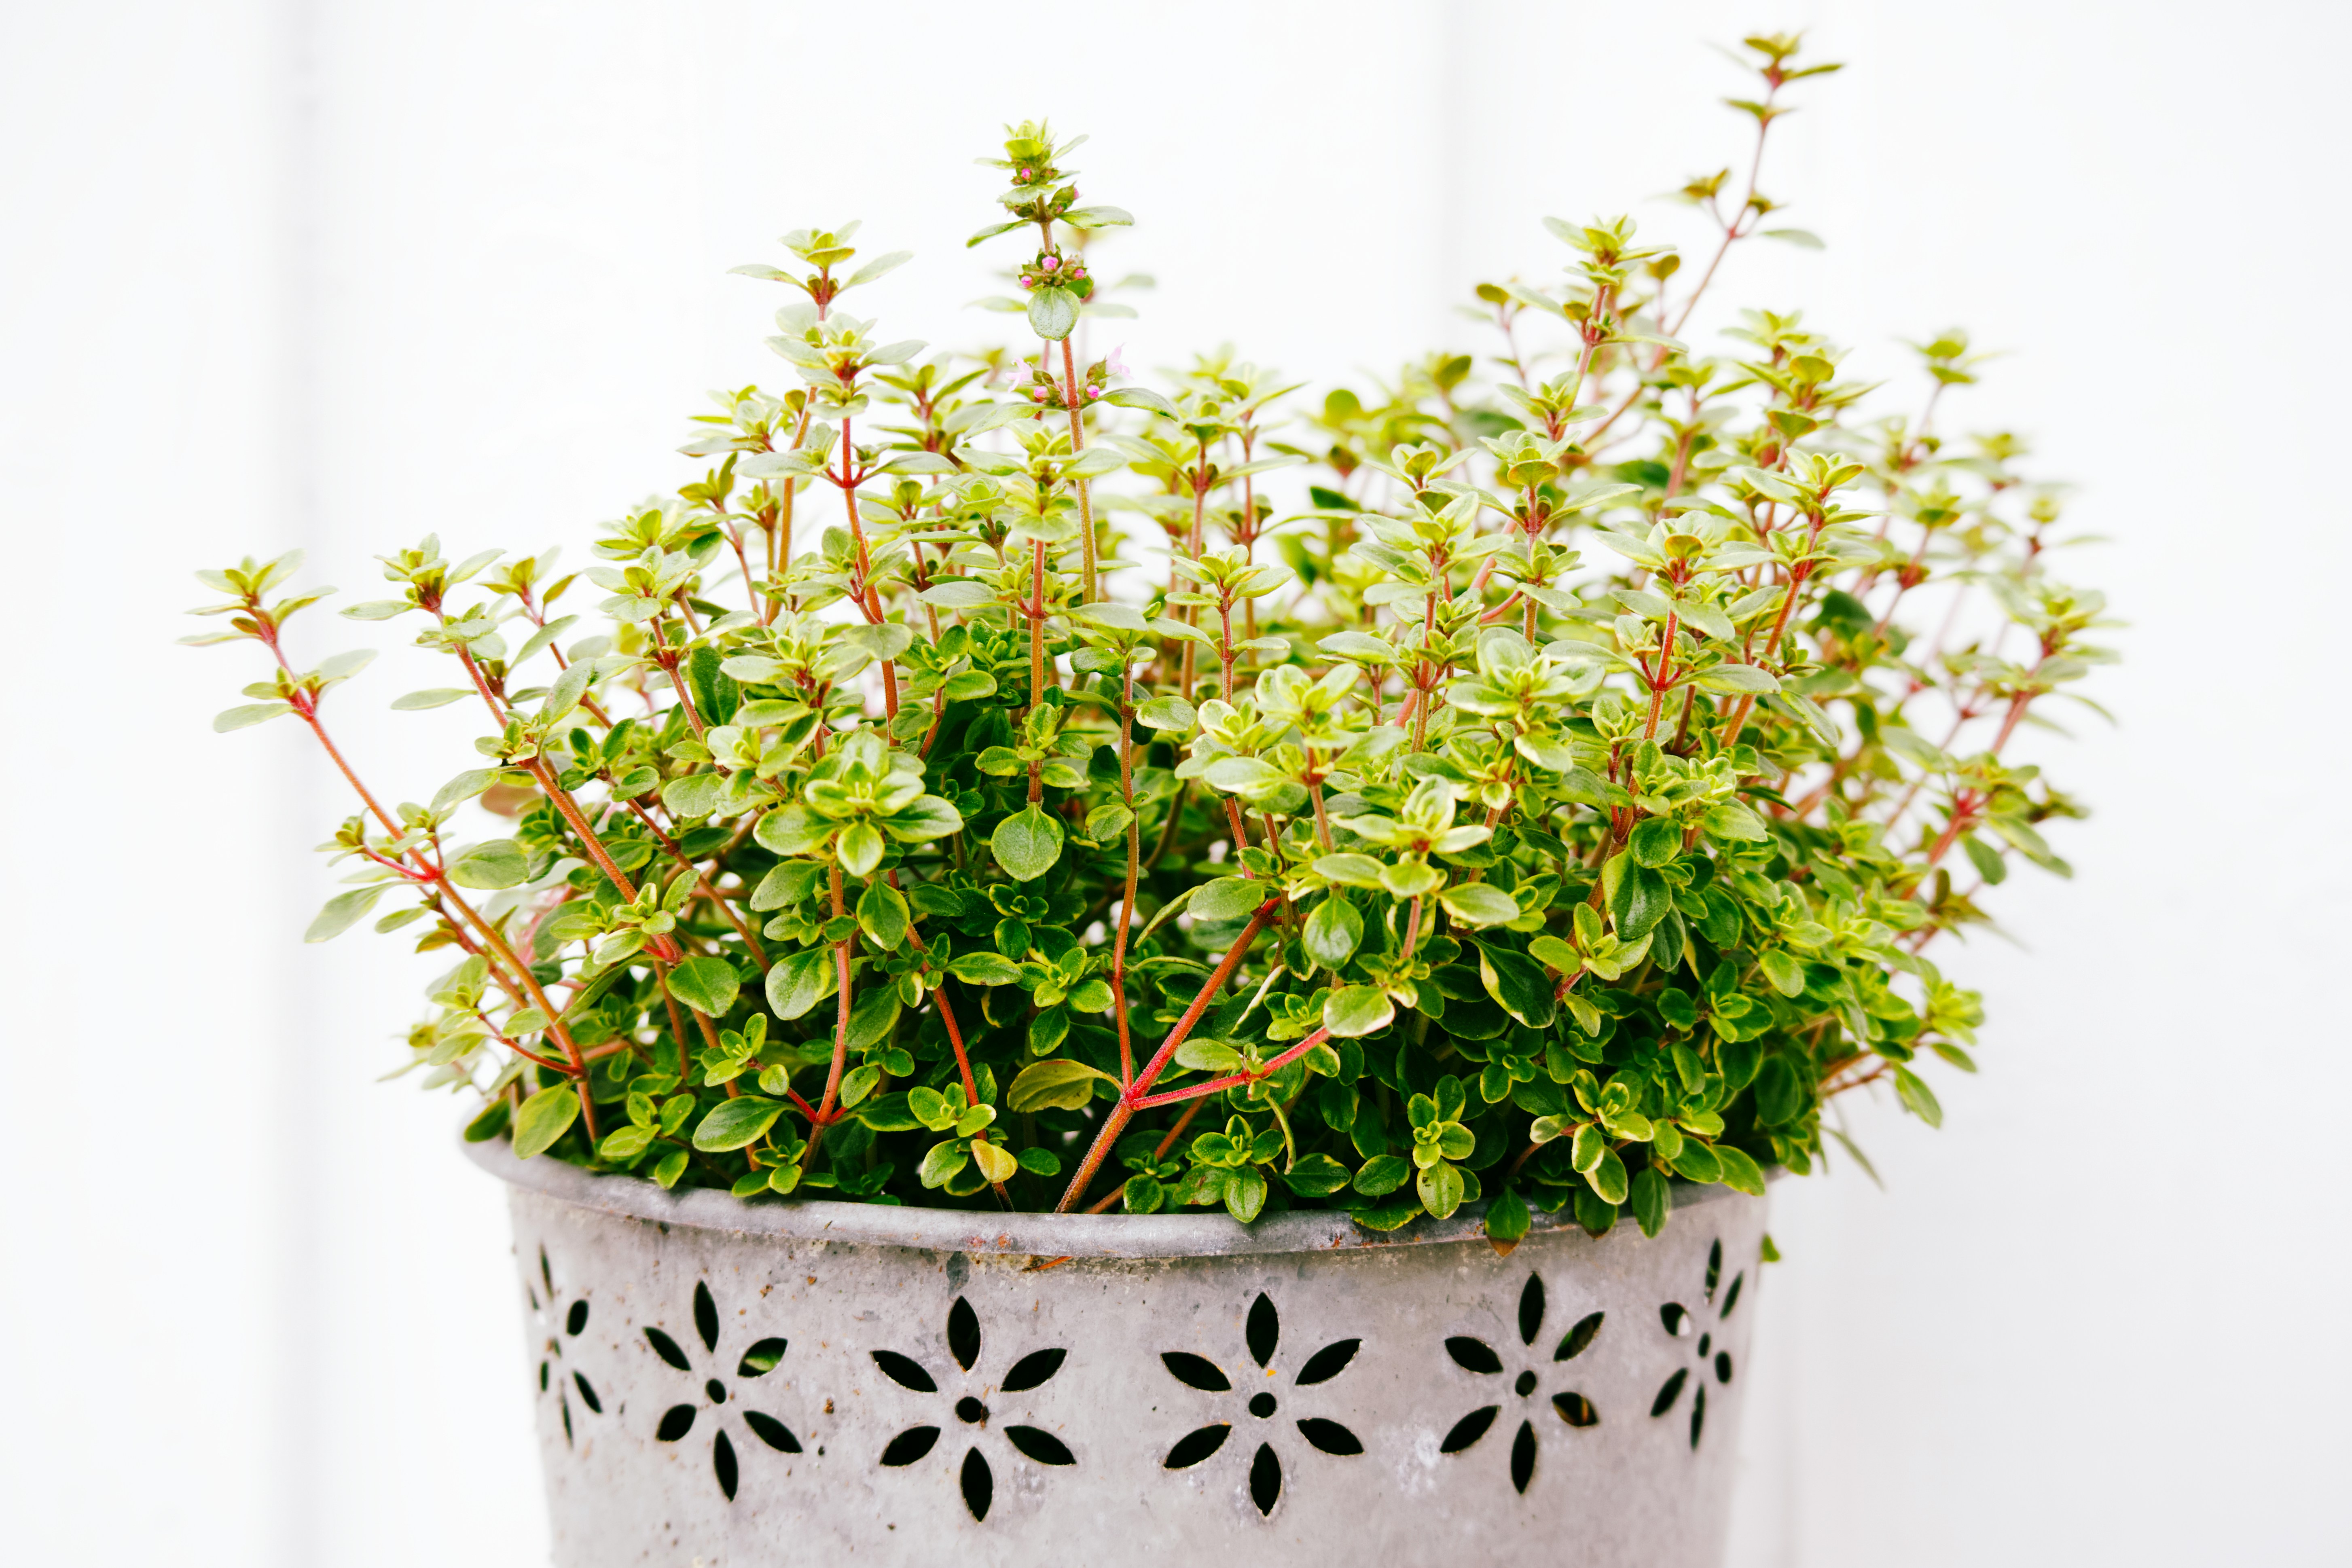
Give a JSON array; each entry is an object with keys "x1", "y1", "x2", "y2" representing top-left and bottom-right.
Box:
[{"x1": 463, "y1": 1132, "x2": 1747, "y2": 1260}]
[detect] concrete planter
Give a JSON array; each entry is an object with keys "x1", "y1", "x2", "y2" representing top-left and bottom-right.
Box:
[{"x1": 470, "y1": 1138, "x2": 1766, "y2": 1566}]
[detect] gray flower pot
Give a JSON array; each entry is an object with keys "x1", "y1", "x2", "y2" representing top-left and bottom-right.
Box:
[{"x1": 470, "y1": 1139, "x2": 1766, "y2": 1566}]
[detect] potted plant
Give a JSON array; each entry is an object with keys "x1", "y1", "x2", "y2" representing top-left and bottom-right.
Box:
[{"x1": 190, "y1": 30, "x2": 2106, "y2": 1566}]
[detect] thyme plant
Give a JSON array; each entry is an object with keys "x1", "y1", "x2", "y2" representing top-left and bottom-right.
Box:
[{"x1": 192, "y1": 34, "x2": 2108, "y2": 1243}]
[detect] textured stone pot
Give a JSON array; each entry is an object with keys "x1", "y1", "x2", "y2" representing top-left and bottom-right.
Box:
[{"x1": 470, "y1": 1138, "x2": 1766, "y2": 1566}]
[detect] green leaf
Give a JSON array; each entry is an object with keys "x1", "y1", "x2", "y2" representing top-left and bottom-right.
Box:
[
  {"x1": 693, "y1": 1096, "x2": 785, "y2": 1152},
  {"x1": 1353, "y1": 1153, "x2": 1411, "y2": 1196},
  {"x1": 1630, "y1": 1166, "x2": 1670, "y2": 1237},
  {"x1": 1437, "y1": 882, "x2": 1520, "y2": 928},
  {"x1": 1283, "y1": 1153, "x2": 1353, "y2": 1197},
  {"x1": 1713, "y1": 1145, "x2": 1767, "y2": 1196},
  {"x1": 462, "y1": 1100, "x2": 511, "y2": 1144},
  {"x1": 1008, "y1": 1058, "x2": 1114, "y2": 1113},
  {"x1": 991, "y1": 805, "x2": 1063, "y2": 882},
  {"x1": 661, "y1": 773, "x2": 724, "y2": 820},
  {"x1": 1313, "y1": 853, "x2": 1387, "y2": 889},
  {"x1": 1322, "y1": 986, "x2": 1395, "y2": 1038},
  {"x1": 1418, "y1": 1159, "x2": 1467, "y2": 1220},
  {"x1": 429, "y1": 768, "x2": 498, "y2": 815},
  {"x1": 667, "y1": 956, "x2": 741, "y2": 1018},
  {"x1": 1135, "y1": 696, "x2": 1196, "y2": 732},
  {"x1": 512, "y1": 1085, "x2": 581, "y2": 1160},
  {"x1": 764, "y1": 947, "x2": 837, "y2": 1020},
  {"x1": 838, "y1": 819, "x2": 885, "y2": 877},
  {"x1": 1694, "y1": 663, "x2": 1780, "y2": 694},
  {"x1": 1758, "y1": 949, "x2": 1806, "y2": 997},
  {"x1": 1475, "y1": 942, "x2": 1557, "y2": 1029},
  {"x1": 1627, "y1": 817, "x2": 1682, "y2": 868},
  {"x1": 1102, "y1": 386, "x2": 1178, "y2": 419},
  {"x1": 1027, "y1": 286, "x2": 1081, "y2": 340},
  {"x1": 1571, "y1": 1185, "x2": 1618, "y2": 1237},
  {"x1": 447, "y1": 839, "x2": 528, "y2": 890},
  {"x1": 1192, "y1": 875, "x2": 1268, "y2": 924},
  {"x1": 390, "y1": 688, "x2": 473, "y2": 711},
  {"x1": 1302, "y1": 895, "x2": 1363, "y2": 970},
  {"x1": 1485, "y1": 1183, "x2": 1531, "y2": 1248},
  {"x1": 855, "y1": 880, "x2": 908, "y2": 949},
  {"x1": 305, "y1": 885, "x2": 387, "y2": 942},
  {"x1": 214, "y1": 702, "x2": 294, "y2": 732},
  {"x1": 1223, "y1": 1165, "x2": 1268, "y2": 1223},
  {"x1": 945, "y1": 951, "x2": 1022, "y2": 986},
  {"x1": 1175, "y1": 1038, "x2": 1245, "y2": 1073},
  {"x1": 1753, "y1": 1054, "x2": 1804, "y2": 1125},
  {"x1": 1893, "y1": 1064, "x2": 1943, "y2": 1127},
  {"x1": 919, "y1": 1139, "x2": 971, "y2": 1188}
]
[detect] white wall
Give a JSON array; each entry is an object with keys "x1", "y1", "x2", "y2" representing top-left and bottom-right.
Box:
[{"x1": 5, "y1": 3, "x2": 2344, "y2": 1564}]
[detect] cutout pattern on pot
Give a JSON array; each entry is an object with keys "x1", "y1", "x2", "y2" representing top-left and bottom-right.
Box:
[
  {"x1": 642, "y1": 1278, "x2": 802, "y2": 1500},
  {"x1": 1650, "y1": 1238, "x2": 1744, "y2": 1450},
  {"x1": 526, "y1": 1246, "x2": 603, "y2": 1448},
  {"x1": 1437, "y1": 1272, "x2": 1604, "y2": 1493},
  {"x1": 1158, "y1": 1291, "x2": 1363, "y2": 1519},
  {"x1": 871, "y1": 1293, "x2": 1074, "y2": 1522}
]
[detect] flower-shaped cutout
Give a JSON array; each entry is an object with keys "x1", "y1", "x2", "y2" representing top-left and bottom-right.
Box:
[
  {"x1": 1437, "y1": 1272, "x2": 1604, "y2": 1493},
  {"x1": 1650, "y1": 1238, "x2": 1744, "y2": 1450},
  {"x1": 870, "y1": 1295, "x2": 1074, "y2": 1522},
  {"x1": 526, "y1": 1246, "x2": 603, "y2": 1447},
  {"x1": 1160, "y1": 1291, "x2": 1363, "y2": 1518},
  {"x1": 642, "y1": 1278, "x2": 799, "y2": 1500}
]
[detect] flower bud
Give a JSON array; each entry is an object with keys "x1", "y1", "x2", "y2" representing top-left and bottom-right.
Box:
[{"x1": 1042, "y1": 255, "x2": 1060, "y2": 271}]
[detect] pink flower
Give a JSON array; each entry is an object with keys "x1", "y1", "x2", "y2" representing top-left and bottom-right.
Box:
[
  {"x1": 1105, "y1": 345, "x2": 1130, "y2": 381},
  {"x1": 1018, "y1": 275, "x2": 1032, "y2": 288},
  {"x1": 1041, "y1": 255, "x2": 1059, "y2": 272},
  {"x1": 1020, "y1": 167, "x2": 1032, "y2": 179},
  {"x1": 1029, "y1": 387, "x2": 1048, "y2": 402},
  {"x1": 1086, "y1": 385, "x2": 1102, "y2": 400}
]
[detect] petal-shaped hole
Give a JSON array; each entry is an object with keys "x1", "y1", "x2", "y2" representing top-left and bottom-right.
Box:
[
  {"x1": 1161, "y1": 1352, "x2": 1231, "y2": 1392},
  {"x1": 1246, "y1": 1293, "x2": 1279, "y2": 1367},
  {"x1": 694, "y1": 1281, "x2": 720, "y2": 1354},
  {"x1": 743, "y1": 1411, "x2": 800, "y2": 1452},
  {"x1": 646, "y1": 1327, "x2": 693, "y2": 1371},
  {"x1": 538, "y1": 1361, "x2": 550, "y2": 1392},
  {"x1": 560, "y1": 1392, "x2": 572, "y2": 1447},
  {"x1": 540, "y1": 1247, "x2": 554, "y2": 1297},
  {"x1": 739, "y1": 1337, "x2": 788, "y2": 1378},
  {"x1": 566, "y1": 1300, "x2": 590, "y2": 1337},
  {"x1": 959, "y1": 1446, "x2": 993, "y2": 1521},
  {"x1": 1650, "y1": 1368, "x2": 1689, "y2": 1418},
  {"x1": 1660, "y1": 1302, "x2": 1691, "y2": 1337},
  {"x1": 713, "y1": 1430, "x2": 739, "y2": 1500},
  {"x1": 1446, "y1": 1336, "x2": 1504, "y2": 1375},
  {"x1": 1689, "y1": 1383, "x2": 1707, "y2": 1449},
  {"x1": 1509, "y1": 1419, "x2": 1536, "y2": 1494},
  {"x1": 872, "y1": 1350, "x2": 939, "y2": 1393},
  {"x1": 1552, "y1": 1392, "x2": 1598, "y2": 1428},
  {"x1": 1555, "y1": 1310, "x2": 1604, "y2": 1361},
  {"x1": 656, "y1": 1405, "x2": 697, "y2": 1443},
  {"x1": 1296, "y1": 1418, "x2": 1363, "y2": 1456},
  {"x1": 1001, "y1": 1348, "x2": 1066, "y2": 1392},
  {"x1": 572, "y1": 1371, "x2": 602, "y2": 1415},
  {"x1": 880, "y1": 1426, "x2": 940, "y2": 1466},
  {"x1": 1163, "y1": 1424, "x2": 1230, "y2": 1469},
  {"x1": 1715, "y1": 1350, "x2": 1733, "y2": 1384},
  {"x1": 1295, "y1": 1339, "x2": 1360, "y2": 1387},
  {"x1": 1518, "y1": 1274, "x2": 1545, "y2": 1347},
  {"x1": 1005, "y1": 1424, "x2": 1076, "y2": 1466},
  {"x1": 947, "y1": 1297, "x2": 981, "y2": 1372},
  {"x1": 1705, "y1": 1239, "x2": 1722, "y2": 1302},
  {"x1": 1722, "y1": 1270, "x2": 1746, "y2": 1320},
  {"x1": 1440, "y1": 1406, "x2": 1500, "y2": 1453},
  {"x1": 1249, "y1": 1442, "x2": 1281, "y2": 1516}
]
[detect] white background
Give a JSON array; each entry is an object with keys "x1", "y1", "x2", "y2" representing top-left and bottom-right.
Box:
[{"x1": 4, "y1": 2, "x2": 2346, "y2": 1563}]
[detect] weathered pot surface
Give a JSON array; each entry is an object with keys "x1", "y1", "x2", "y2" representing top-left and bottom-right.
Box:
[{"x1": 471, "y1": 1137, "x2": 1767, "y2": 1567}]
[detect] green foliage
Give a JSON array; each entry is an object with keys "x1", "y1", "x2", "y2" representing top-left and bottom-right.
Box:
[{"x1": 191, "y1": 33, "x2": 2105, "y2": 1242}]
